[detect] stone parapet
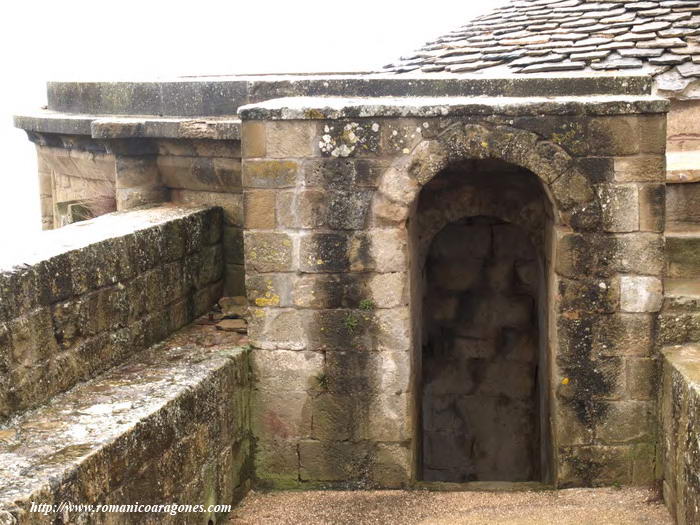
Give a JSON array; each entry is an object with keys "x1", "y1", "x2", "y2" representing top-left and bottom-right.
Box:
[
  {"x1": 0, "y1": 205, "x2": 224, "y2": 421},
  {"x1": 660, "y1": 344, "x2": 700, "y2": 525}
]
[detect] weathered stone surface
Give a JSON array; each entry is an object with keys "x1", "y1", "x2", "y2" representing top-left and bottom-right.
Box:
[
  {"x1": 0, "y1": 206, "x2": 223, "y2": 420},
  {"x1": 248, "y1": 308, "x2": 306, "y2": 350},
  {"x1": 0, "y1": 324, "x2": 250, "y2": 522},
  {"x1": 661, "y1": 345, "x2": 700, "y2": 524},
  {"x1": 244, "y1": 232, "x2": 293, "y2": 273},
  {"x1": 595, "y1": 184, "x2": 639, "y2": 232},
  {"x1": 613, "y1": 155, "x2": 665, "y2": 183},
  {"x1": 620, "y1": 275, "x2": 663, "y2": 313},
  {"x1": 243, "y1": 159, "x2": 298, "y2": 189},
  {"x1": 244, "y1": 190, "x2": 276, "y2": 230},
  {"x1": 667, "y1": 233, "x2": 700, "y2": 278}
]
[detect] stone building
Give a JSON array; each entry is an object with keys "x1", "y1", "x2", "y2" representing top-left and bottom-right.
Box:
[{"x1": 3, "y1": 0, "x2": 700, "y2": 523}]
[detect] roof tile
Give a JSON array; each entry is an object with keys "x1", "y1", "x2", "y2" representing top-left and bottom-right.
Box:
[{"x1": 385, "y1": 0, "x2": 700, "y2": 85}]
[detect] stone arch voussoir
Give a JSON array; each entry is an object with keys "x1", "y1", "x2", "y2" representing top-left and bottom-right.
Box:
[{"x1": 371, "y1": 121, "x2": 601, "y2": 231}]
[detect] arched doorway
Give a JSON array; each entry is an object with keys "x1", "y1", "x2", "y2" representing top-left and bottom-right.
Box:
[{"x1": 409, "y1": 159, "x2": 554, "y2": 483}]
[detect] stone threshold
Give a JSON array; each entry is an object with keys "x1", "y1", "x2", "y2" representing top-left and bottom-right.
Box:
[
  {"x1": 413, "y1": 481, "x2": 553, "y2": 492},
  {"x1": 0, "y1": 321, "x2": 249, "y2": 523},
  {"x1": 14, "y1": 111, "x2": 241, "y2": 140},
  {"x1": 237, "y1": 95, "x2": 669, "y2": 121}
]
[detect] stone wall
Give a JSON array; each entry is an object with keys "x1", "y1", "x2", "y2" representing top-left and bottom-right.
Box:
[
  {"x1": 161, "y1": 139, "x2": 244, "y2": 297},
  {"x1": 27, "y1": 133, "x2": 245, "y2": 296},
  {"x1": 660, "y1": 345, "x2": 700, "y2": 525},
  {"x1": 33, "y1": 135, "x2": 117, "y2": 229},
  {"x1": 0, "y1": 205, "x2": 224, "y2": 421},
  {"x1": 239, "y1": 98, "x2": 668, "y2": 488}
]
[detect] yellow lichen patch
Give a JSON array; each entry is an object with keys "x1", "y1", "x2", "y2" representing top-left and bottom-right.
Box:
[
  {"x1": 561, "y1": 377, "x2": 570, "y2": 385},
  {"x1": 255, "y1": 292, "x2": 280, "y2": 307}
]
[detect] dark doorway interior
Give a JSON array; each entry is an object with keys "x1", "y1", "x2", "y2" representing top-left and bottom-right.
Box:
[{"x1": 420, "y1": 216, "x2": 541, "y2": 482}]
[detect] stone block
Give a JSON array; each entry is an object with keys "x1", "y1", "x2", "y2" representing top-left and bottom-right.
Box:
[
  {"x1": 277, "y1": 189, "x2": 327, "y2": 229},
  {"x1": 244, "y1": 232, "x2": 294, "y2": 273},
  {"x1": 610, "y1": 233, "x2": 665, "y2": 276},
  {"x1": 638, "y1": 183, "x2": 665, "y2": 233},
  {"x1": 170, "y1": 189, "x2": 243, "y2": 227},
  {"x1": 244, "y1": 190, "x2": 276, "y2": 229},
  {"x1": 613, "y1": 155, "x2": 665, "y2": 183},
  {"x1": 588, "y1": 116, "x2": 643, "y2": 156},
  {"x1": 251, "y1": 349, "x2": 323, "y2": 392},
  {"x1": 242, "y1": 121, "x2": 266, "y2": 158},
  {"x1": 301, "y1": 158, "x2": 356, "y2": 188},
  {"x1": 326, "y1": 190, "x2": 373, "y2": 230},
  {"x1": 626, "y1": 357, "x2": 657, "y2": 401},
  {"x1": 667, "y1": 182, "x2": 700, "y2": 226},
  {"x1": 246, "y1": 273, "x2": 292, "y2": 308},
  {"x1": 242, "y1": 160, "x2": 298, "y2": 188},
  {"x1": 248, "y1": 307, "x2": 306, "y2": 350},
  {"x1": 596, "y1": 401, "x2": 655, "y2": 444},
  {"x1": 304, "y1": 307, "x2": 409, "y2": 352},
  {"x1": 158, "y1": 156, "x2": 241, "y2": 192},
  {"x1": 620, "y1": 275, "x2": 663, "y2": 313},
  {"x1": 349, "y1": 229, "x2": 408, "y2": 273},
  {"x1": 298, "y1": 440, "x2": 369, "y2": 481},
  {"x1": 325, "y1": 350, "x2": 411, "y2": 395},
  {"x1": 592, "y1": 313, "x2": 654, "y2": 357},
  {"x1": 252, "y1": 390, "x2": 312, "y2": 441},
  {"x1": 267, "y1": 121, "x2": 316, "y2": 158},
  {"x1": 253, "y1": 438, "x2": 300, "y2": 483},
  {"x1": 595, "y1": 184, "x2": 639, "y2": 232},
  {"x1": 558, "y1": 445, "x2": 632, "y2": 487},
  {"x1": 638, "y1": 114, "x2": 666, "y2": 155},
  {"x1": 370, "y1": 443, "x2": 411, "y2": 488},
  {"x1": 550, "y1": 168, "x2": 596, "y2": 211},
  {"x1": 555, "y1": 403, "x2": 595, "y2": 446},
  {"x1": 366, "y1": 273, "x2": 409, "y2": 309},
  {"x1": 667, "y1": 234, "x2": 700, "y2": 279},
  {"x1": 7, "y1": 308, "x2": 58, "y2": 368},
  {"x1": 299, "y1": 233, "x2": 349, "y2": 273},
  {"x1": 556, "y1": 276, "x2": 619, "y2": 314},
  {"x1": 114, "y1": 155, "x2": 160, "y2": 190},
  {"x1": 318, "y1": 120, "x2": 381, "y2": 158},
  {"x1": 361, "y1": 394, "x2": 411, "y2": 442},
  {"x1": 310, "y1": 394, "x2": 354, "y2": 441}
]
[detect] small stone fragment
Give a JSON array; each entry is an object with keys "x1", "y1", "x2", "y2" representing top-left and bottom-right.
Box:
[{"x1": 216, "y1": 318, "x2": 248, "y2": 333}]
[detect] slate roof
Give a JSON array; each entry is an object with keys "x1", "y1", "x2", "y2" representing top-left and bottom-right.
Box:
[{"x1": 384, "y1": 0, "x2": 700, "y2": 90}]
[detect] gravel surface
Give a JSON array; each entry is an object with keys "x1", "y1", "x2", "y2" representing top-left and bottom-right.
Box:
[{"x1": 229, "y1": 487, "x2": 672, "y2": 525}]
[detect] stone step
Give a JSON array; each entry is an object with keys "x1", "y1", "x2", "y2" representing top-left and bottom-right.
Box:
[
  {"x1": 665, "y1": 230, "x2": 700, "y2": 279},
  {"x1": 666, "y1": 181, "x2": 700, "y2": 226},
  {"x1": 666, "y1": 150, "x2": 700, "y2": 184},
  {"x1": 0, "y1": 322, "x2": 250, "y2": 524},
  {"x1": 659, "y1": 279, "x2": 700, "y2": 348}
]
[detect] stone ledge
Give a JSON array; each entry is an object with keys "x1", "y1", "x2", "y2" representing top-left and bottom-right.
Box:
[
  {"x1": 42, "y1": 74, "x2": 653, "y2": 117},
  {"x1": 14, "y1": 112, "x2": 241, "y2": 140},
  {"x1": 237, "y1": 95, "x2": 670, "y2": 121},
  {"x1": 0, "y1": 323, "x2": 250, "y2": 523},
  {"x1": 0, "y1": 204, "x2": 215, "y2": 272}
]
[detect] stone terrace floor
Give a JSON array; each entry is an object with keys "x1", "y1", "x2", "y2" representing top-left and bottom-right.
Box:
[{"x1": 229, "y1": 487, "x2": 672, "y2": 525}]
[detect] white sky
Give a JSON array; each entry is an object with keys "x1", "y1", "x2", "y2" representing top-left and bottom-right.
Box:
[{"x1": 0, "y1": 1, "x2": 505, "y2": 245}]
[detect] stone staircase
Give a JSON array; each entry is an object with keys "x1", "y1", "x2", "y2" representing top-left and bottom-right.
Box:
[
  {"x1": 659, "y1": 172, "x2": 700, "y2": 348},
  {"x1": 0, "y1": 206, "x2": 251, "y2": 524}
]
